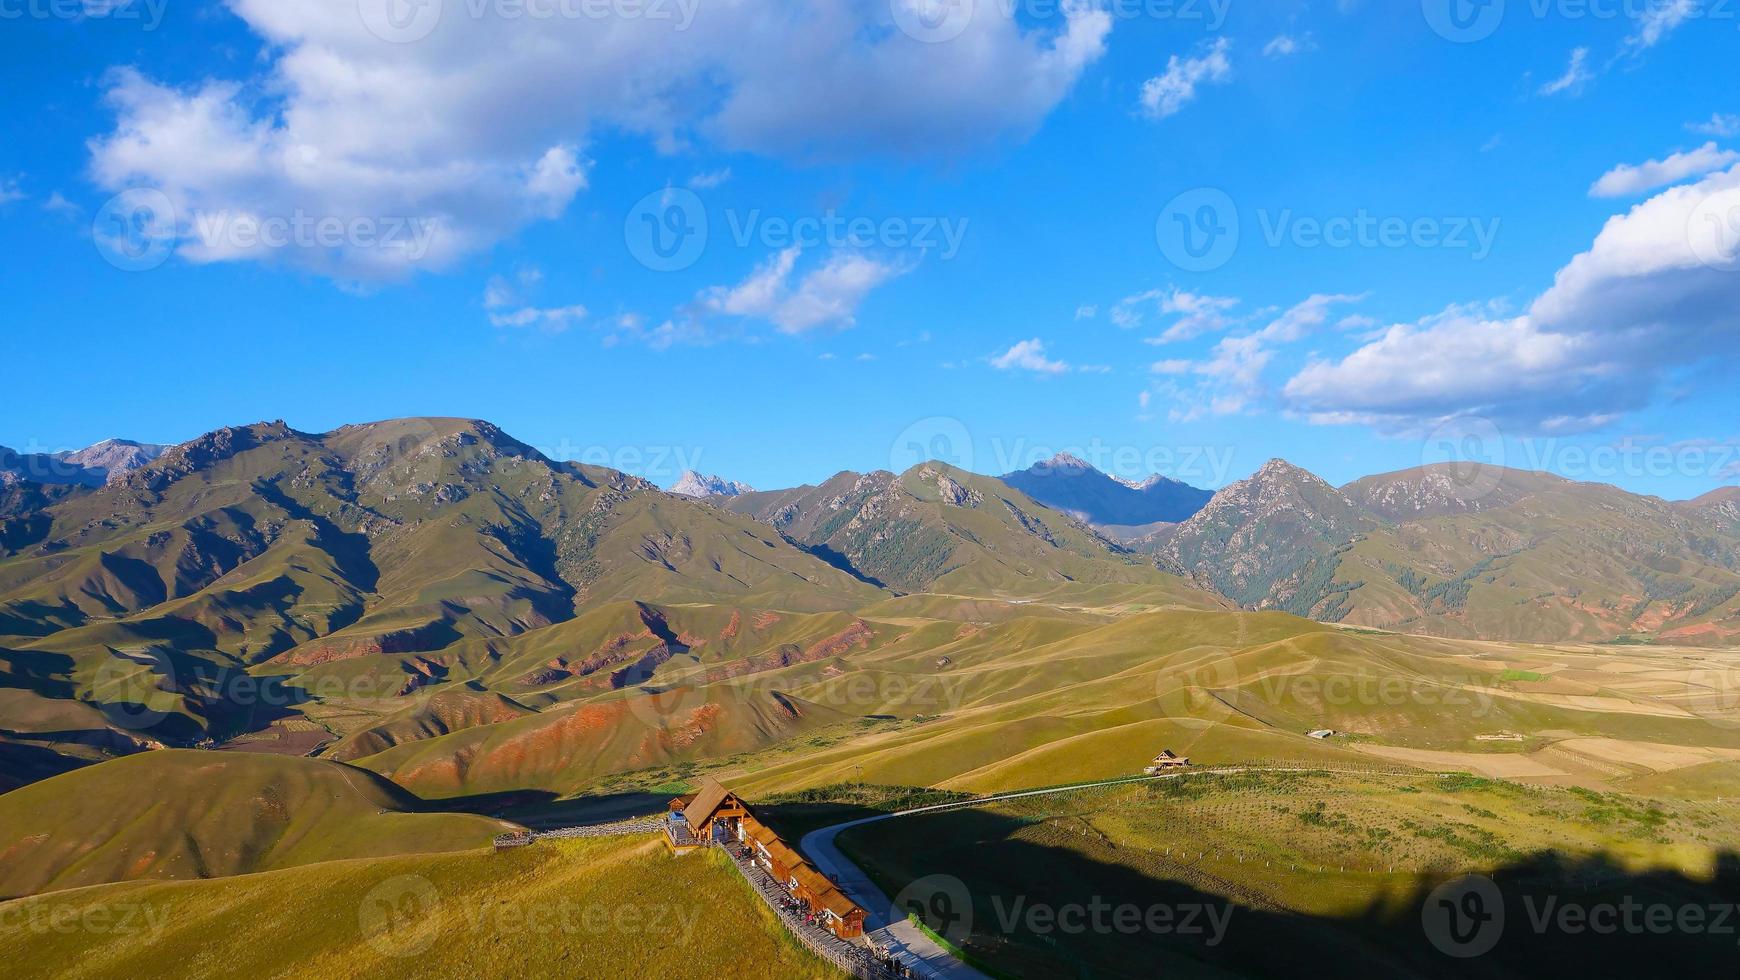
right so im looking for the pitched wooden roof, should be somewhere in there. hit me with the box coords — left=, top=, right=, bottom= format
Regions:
left=681, top=777, right=735, bottom=827
left=792, top=863, right=862, bottom=918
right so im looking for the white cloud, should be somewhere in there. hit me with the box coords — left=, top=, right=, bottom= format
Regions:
left=688, top=168, right=732, bottom=189
left=1537, top=47, right=1592, bottom=97
left=1283, top=165, right=1740, bottom=432
left=1263, top=34, right=1314, bottom=57
left=991, top=338, right=1069, bottom=374
left=635, top=246, right=908, bottom=347
left=1074, top=304, right=1097, bottom=320
left=1257, top=292, right=1368, bottom=342
left=1112, top=287, right=1240, bottom=341
left=1145, top=294, right=1367, bottom=421
left=87, top=1, right=1108, bottom=281
left=1626, top=0, right=1696, bottom=51
left=489, top=304, right=588, bottom=331
left=42, top=192, right=81, bottom=217
left=0, top=175, right=24, bottom=204
left=764, top=251, right=908, bottom=333
left=1139, top=38, right=1232, bottom=120
left=1590, top=142, right=1739, bottom=197
left=1689, top=114, right=1740, bottom=138
left=481, top=267, right=586, bottom=332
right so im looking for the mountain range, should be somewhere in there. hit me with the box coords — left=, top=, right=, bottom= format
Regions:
left=3, top=415, right=1739, bottom=802
left=1135, top=459, right=1740, bottom=644
left=999, top=452, right=1213, bottom=533
left=0, top=439, right=166, bottom=489
left=669, top=471, right=755, bottom=499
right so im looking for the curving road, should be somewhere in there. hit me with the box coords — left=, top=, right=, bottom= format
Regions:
left=799, top=767, right=1438, bottom=979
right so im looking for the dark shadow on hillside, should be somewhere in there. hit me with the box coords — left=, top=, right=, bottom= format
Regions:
left=843, top=806, right=1740, bottom=980
left=0, top=649, right=77, bottom=698
left=803, top=542, right=889, bottom=590
left=485, top=790, right=673, bottom=828
left=0, top=741, right=93, bottom=794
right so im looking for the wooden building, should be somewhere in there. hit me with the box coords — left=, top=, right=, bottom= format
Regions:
left=1144, top=749, right=1191, bottom=774
left=666, top=778, right=867, bottom=939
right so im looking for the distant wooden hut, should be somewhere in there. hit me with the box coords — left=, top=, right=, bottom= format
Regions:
left=1144, top=749, right=1191, bottom=774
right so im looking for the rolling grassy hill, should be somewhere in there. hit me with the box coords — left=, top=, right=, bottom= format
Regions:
left=0, top=835, right=843, bottom=980
left=0, top=751, right=511, bottom=899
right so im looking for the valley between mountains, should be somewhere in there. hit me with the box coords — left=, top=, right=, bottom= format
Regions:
left=4, top=418, right=1740, bottom=977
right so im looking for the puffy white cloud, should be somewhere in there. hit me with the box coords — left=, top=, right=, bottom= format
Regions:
left=1537, top=47, right=1592, bottom=97
left=1689, top=114, right=1740, bottom=138
left=991, top=338, right=1069, bottom=374
left=1283, top=165, right=1740, bottom=432
left=622, top=247, right=908, bottom=347
left=1139, top=38, right=1232, bottom=120
left=88, top=0, right=1109, bottom=280
left=1147, top=294, right=1367, bottom=421
left=1590, top=142, right=1739, bottom=198
left=768, top=251, right=908, bottom=333
left=0, top=175, right=25, bottom=204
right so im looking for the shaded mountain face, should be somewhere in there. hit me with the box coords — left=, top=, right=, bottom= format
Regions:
left=999, top=453, right=1211, bottom=528
left=1140, top=460, right=1740, bottom=644
left=720, top=462, right=1215, bottom=600
left=669, top=471, right=754, bottom=499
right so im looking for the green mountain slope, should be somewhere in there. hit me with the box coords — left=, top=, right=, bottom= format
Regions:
left=1139, top=461, right=1740, bottom=644
left=722, top=461, right=1218, bottom=604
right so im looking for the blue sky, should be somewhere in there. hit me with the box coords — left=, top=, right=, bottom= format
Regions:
left=2, top=0, right=1737, bottom=498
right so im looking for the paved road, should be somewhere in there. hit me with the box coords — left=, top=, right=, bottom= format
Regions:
left=799, top=767, right=1437, bottom=979
left=800, top=774, right=1185, bottom=980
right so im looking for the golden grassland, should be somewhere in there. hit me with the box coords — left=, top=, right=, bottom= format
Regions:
left=836, top=771, right=1740, bottom=978
left=0, top=835, right=844, bottom=980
